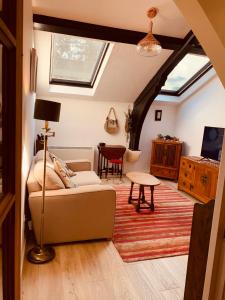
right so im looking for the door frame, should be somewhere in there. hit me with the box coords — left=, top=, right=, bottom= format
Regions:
left=0, top=0, right=23, bottom=299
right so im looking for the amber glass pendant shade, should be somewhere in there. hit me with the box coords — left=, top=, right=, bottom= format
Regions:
left=137, top=7, right=162, bottom=57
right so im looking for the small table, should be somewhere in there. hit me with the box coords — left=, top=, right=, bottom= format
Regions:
left=126, top=172, right=161, bottom=212
left=97, top=145, right=126, bottom=179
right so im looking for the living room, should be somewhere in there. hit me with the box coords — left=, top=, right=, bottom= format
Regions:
left=16, top=0, right=225, bottom=300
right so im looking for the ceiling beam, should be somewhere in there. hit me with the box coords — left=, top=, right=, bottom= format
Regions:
left=129, top=31, right=197, bottom=150
left=33, top=14, right=204, bottom=54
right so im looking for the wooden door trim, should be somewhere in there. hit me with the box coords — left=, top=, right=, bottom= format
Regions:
left=0, top=0, right=23, bottom=299
left=0, top=193, right=15, bottom=225
left=0, top=18, right=16, bottom=48
left=15, top=0, right=23, bottom=298
left=2, top=204, right=15, bottom=300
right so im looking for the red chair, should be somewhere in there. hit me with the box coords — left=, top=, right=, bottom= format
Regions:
left=109, top=158, right=124, bottom=178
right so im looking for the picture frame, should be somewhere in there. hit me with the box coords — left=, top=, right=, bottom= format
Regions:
left=155, top=110, right=162, bottom=121
left=30, top=48, right=38, bottom=92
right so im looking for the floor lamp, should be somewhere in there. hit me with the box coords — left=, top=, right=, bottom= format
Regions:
left=27, top=99, right=61, bottom=264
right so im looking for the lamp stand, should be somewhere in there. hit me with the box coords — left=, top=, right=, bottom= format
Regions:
left=27, top=121, right=55, bottom=264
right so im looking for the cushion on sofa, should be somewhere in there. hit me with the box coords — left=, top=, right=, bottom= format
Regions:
left=35, top=150, right=53, bottom=164
left=65, top=160, right=91, bottom=172
left=54, top=159, right=74, bottom=188
left=27, top=161, right=42, bottom=193
left=50, top=153, right=76, bottom=176
left=34, top=160, right=65, bottom=190
left=70, top=171, right=101, bottom=187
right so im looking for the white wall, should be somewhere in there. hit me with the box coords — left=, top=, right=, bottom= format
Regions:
left=175, top=75, right=225, bottom=156
left=35, top=98, right=130, bottom=147
left=135, top=102, right=177, bottom=172
left=35, top=97, right=177, bottom=173
left=22, top=0, right=35, bottom=258
left=34, top=72, right=225, bottom=174
left=35, top=97, right=132, bottom=171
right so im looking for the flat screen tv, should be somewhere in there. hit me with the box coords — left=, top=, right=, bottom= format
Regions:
left=201, top=126, right=224, bottom=161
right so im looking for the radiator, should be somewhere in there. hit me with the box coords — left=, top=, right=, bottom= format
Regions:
left=48, top=146, right=95, bottom=170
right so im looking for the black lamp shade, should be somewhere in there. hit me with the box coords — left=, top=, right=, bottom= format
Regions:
left=34, top=99, right=61, bottom=122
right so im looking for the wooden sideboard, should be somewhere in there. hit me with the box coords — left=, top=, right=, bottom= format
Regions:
left=150, top=139, right=183, bottom=180
left=178, top=156, right=219, bottom=203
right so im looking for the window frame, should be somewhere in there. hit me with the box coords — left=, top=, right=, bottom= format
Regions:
left=160, top=59, right=212, bottom=96
left=49, top=34, right=109, bottom=88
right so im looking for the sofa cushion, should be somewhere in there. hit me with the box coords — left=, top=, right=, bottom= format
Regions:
left=27, top=160, right=42, bottom=193
left=65, top=160, right=91, bottom=172
left=50, top=153, right=76, bottom=176
left=34, top=161, right=65, bottom=190
left=35, top=150, right=53, bottom=164
left=70, top=171, right=101, bottom=187
left=54, top=159, right=74, bottom=188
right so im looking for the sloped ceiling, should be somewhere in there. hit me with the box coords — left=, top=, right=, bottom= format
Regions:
left=34, top=30, right=173, bottom=102
left=33, top=0, right=191, bottom=102
left=32, top=0, right=190, bottom=38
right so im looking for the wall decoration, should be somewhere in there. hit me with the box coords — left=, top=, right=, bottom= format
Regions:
left=104, top=107, right=119, bottom=134
left=30, top=48, right=38, bottom=92
left=125, top=106, right=133, bottom=142
left=155, top=109, right=162, bottom=121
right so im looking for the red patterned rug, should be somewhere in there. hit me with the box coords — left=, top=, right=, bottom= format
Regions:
left=112, top=184, right=194, bottom=262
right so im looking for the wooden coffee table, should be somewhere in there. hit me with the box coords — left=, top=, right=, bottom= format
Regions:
left=126, top=172, right=161, bottom=212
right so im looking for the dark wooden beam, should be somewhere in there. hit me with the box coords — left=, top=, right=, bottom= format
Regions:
left=33, top=14, right=204, bottom=54
left=129, top=31, right=197, bottom=150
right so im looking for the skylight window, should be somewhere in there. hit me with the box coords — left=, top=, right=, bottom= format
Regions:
left=50, top=33, right=109, bottom=88
left=161, top=53, right=211, bottom=96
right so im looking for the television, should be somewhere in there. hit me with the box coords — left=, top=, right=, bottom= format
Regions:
left=201, top=126, right=224, bottom=161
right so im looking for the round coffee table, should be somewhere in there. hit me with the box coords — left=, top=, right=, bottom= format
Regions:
left=126, top=172, right=161, bottom=212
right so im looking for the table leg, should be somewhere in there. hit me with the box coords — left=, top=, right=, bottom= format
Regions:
left=136, top=185, right=142, bottom=212
left=141, top=185, right=145, bottom=203
left=128, top=182, right=134, bottom=204
left=97, top=150, right=100, bottom=176
left=99, top=154, right=103, bottom=178
left=106, top=159, right=109, bottom=179
left=150, top=185, right=155, bottom=211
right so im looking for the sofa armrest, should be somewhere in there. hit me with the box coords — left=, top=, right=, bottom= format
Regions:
left=65, top=159, right=91, bottom=171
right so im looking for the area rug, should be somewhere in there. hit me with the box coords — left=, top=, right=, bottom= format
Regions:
left=112, top=184, right=194, bottom=262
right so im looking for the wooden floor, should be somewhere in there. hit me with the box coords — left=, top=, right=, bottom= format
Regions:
left=22, top=177, right=192, bottom=300
left=22, top=241, right=188, bottom=300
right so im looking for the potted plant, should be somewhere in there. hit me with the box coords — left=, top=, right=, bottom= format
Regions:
left=126, top=148, right=142, bottom=162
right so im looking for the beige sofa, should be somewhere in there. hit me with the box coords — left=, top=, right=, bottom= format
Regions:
left=27, top=151, right=116, bottom=244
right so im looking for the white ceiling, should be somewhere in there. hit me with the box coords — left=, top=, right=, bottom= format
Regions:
left=33, top=0, right=193, bottom=103
left=32, top=0, right=190, bottom=38
left=34, top=30, right=173, bottom=102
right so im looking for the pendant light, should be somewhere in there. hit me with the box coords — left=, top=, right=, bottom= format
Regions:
left=137, top=7, right=162, bottom=57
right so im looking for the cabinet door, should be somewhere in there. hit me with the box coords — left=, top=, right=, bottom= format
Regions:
left=164, top=144, right=177, bottom=167
left=179, top=159, right=195, bottom=182
left=152, top=143, right=165, bottom=165
left=194, top=166, right=216, bottom=202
